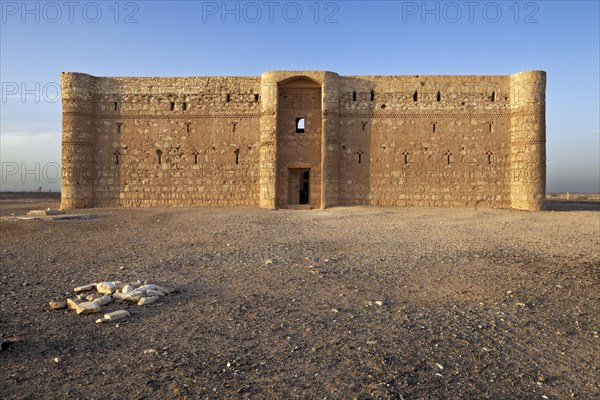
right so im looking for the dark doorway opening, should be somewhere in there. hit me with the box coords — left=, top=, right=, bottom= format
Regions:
left=288, top=168, right=310, bottom=206
left=299, top=169, right=310, bottom=205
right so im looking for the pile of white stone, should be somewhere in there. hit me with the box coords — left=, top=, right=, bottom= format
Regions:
left=49, top=280, right=175, bottom=324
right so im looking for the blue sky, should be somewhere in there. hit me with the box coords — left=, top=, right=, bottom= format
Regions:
left=1, top=0, right=598, bottom=192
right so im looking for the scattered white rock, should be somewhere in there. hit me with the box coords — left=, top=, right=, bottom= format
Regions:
left=124, top=293, right=144, bottom=302
left=96, top=294, right=112, bottom=306
left=143, top=348, right=157, bottom=355
left=138, top=284, right=158, bottom=294
left=96, top=282, right=118, bottom=294
left=49, top=300, right=66, bottom=310
left=96, top=310, right=131, bottom=324
left=76, top=301, right=101, bottom=315
left=52, top=357, right=61, bottom=363
left=130, top=280, right=143, bottom=288
left=265, top=259, right=273, bottom=265
left=138, top=296, right=158, bottom=306
left=66, top=298, right=79, bottom=310
left=104, top=310, right=130, bottom=321
left=74, top=284, right=95, bottom=293
left=436, top=363, right=444, bottom=370
left=121, top=284, right=134, bottom=294
left=60, top=280, right=176, bottom=322
left=374, top=300, right=383, bottom=306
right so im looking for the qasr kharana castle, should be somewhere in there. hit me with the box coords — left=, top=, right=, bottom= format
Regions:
left=61, top=70, right=546, bottom=210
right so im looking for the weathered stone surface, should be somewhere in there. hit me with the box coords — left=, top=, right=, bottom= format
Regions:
left=66, top=298, right=79, bottom=310
left=104, top=310, right=130, bottom=321
left=96, top=282, right=118, bottom=294
left=61, top=71, right=546, bottom=211
left=85, top=294, right=102, bottom=301
left=146, top=289, right=165, bottom=297
left=124, top=293, right=144, bottom=302
left=96, top=294, right=112, bottom=306
left=138, top=296, right=158, bottom=306
left=76, top=301, right=100, bottom=315
left=137, top=284, right=158, bottom=294
left=121, top=284, right=134, bottom=294
left=74, top=284, right=95, bottom=293
left=49, top=300, right=67, bottom=310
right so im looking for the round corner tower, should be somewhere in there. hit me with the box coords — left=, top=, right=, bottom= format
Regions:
left=509, top=70, right=547, bottom=210
left=60, top=72, right=97, bottom=209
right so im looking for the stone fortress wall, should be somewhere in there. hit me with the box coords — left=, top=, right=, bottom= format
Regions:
left=61, top=70, right=546, bottom=210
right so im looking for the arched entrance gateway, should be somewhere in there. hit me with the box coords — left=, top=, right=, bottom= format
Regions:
left=276, top=77, right=322, bottom=209
left=259, top=71, right=341, bottom=210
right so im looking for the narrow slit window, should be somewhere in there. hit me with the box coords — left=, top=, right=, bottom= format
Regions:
left=116, top=122, right=122, bottom=134
left=232, top=122, right=237, bottom=132
left=295, top=117, right=305, bottom=133
left=491, top=91, right=496, bottom=102
left=156, top=149, right=163, bottom=164
left=436, top=91, right=441, bottom=102
left=445, top=151, right=452, bottom=165
left=170, top=101, right=175, bottom=111
left=413, top=90, right=418, bottom=102
left=234, top=149, right=240, bottom=165
left=226, top=94, right=231, bottom=103
left=370, top=90, right=375, bottom=101
left=486, top=151, right=493, bottom=164
left=352, top=91, right=357, bottom=101
left=357, top=150, right=364, bottom=164
left=403, top=151, right=409, bottom=165
left=362, top=121, right=368, bottom=132
left=488, top=122, right=493, bottom=132
left=193, top=151, right=199, bottom=165
left=186, top=123, right=191, bottom=134
left=114, top=150, right=120, bottom=165
left=254, top=94, right=259, bottom=102
left=182, top=101, right=187, bottom=111
left=432, top=122, right=437, bottom=133
left=114, top=102, right=119, bottom=111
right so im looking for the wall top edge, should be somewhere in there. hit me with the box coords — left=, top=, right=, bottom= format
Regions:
left=61, top=70, right=545, bottom=80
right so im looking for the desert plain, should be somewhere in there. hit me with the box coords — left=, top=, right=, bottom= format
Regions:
left=0, top=193, right=598, bottom=399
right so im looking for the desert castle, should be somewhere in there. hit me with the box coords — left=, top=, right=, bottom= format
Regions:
left=61, top=70, right=546, bottom=210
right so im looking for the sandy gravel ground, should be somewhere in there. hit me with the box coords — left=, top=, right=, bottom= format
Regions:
left=0, top=195, right=598, bottom=399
